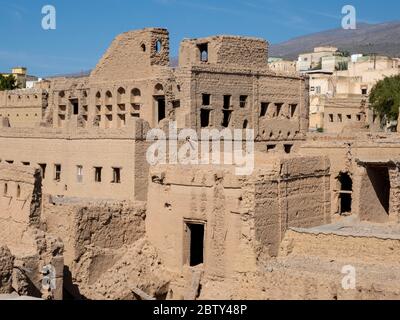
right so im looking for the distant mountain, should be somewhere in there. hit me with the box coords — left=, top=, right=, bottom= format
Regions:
left=269, top=22, right=400, bottom=60
left=46, top=70, right=92, bottom=79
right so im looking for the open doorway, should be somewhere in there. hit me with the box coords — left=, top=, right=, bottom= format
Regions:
left=367, top=166, right=390, bottom=215
left=338, top=172, right=352, bottom=215
left=184, top=221, right=205, bottom=267
left=70, top=99, right=79, bottom=115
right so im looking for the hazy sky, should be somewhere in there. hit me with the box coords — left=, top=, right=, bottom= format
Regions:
left=0, top=0, right=399, bottom=76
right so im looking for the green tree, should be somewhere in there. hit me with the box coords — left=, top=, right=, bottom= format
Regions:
left=0, top=74, right=18, bottom=91
left=369, top=75, right=400, bottom=121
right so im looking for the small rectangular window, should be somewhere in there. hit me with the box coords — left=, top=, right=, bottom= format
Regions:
left=329, top=114, right=334, bottom=123
left=6, top=160, right=14, bottom=164
left=112, top=167, right=121, bottom=184
left=22, top=161, right=30, bottom=166
left=356, top=114, right=362, bottom=121
left=260, top=103, right=269, bottom=117
left=202, top=94, right=211, bottom=106
left=77, top=165, right=83, bottom=183
left=39, top=163, right=47, bottom=179
left=172, top=100, right=180, bottom=108
left=267, top=144, right=276, bottom=152
left=239, top=95, right=248, bottom=108
left=284, top=144, right=293, bottom=154
left=94, top=167, right=102, bottom=183
left=338, top=114, right=343, bottom=122
left=223, top=95, right=231, bottom=109
left=347, top=115, right=352, bottom=120
left=54, top=164, right=61, bottom=182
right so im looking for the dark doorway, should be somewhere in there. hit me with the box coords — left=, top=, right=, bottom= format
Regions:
left=187, top=223, right=204, bottom=267
left=200, top=109, right=211, bottom=128
left=156, top=96, right=166, bottom=123
left=338, top=172, right=352, bottom=214
left=70, top=99, right=79, bottom=115
left=367, top=166, right=390, bottom=214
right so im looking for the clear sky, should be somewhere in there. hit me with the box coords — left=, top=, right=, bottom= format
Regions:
left=0, top=0, right=399, bottom=77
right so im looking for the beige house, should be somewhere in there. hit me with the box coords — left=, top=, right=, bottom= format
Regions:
left=305, top=53, right=400, bottom=132
left=297, top=46, right=339, bottom=72
left=0, top=67, right=38, bottom=89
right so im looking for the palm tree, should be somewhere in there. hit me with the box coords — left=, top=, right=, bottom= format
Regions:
left=0, top=74, right=18, bottom=91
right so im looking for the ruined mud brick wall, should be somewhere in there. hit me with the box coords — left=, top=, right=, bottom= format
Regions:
left=0, top=164, right=64, bottom=299
left=0, top=165, right=42, bottom=252
left=300, top=136, right=400, bottom=222
left=0, top=89, right=47, bottom=128
left=146, top=154, right=330, bottom=280
left=253, top=155, right=331, bottom=258
left=179, top=36, right=268, bottom=68
left=0, top=246, right=14, bottom=294
left=42, top=197, right=146, bottom=295
left=198, top=229, right=400, bottom=300
left=176, top=35, right=308, bottom=136
left=0, top=118, right=150, bottom=201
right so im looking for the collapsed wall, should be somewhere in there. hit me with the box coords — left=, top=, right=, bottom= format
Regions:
left=42, top=197, right=147, bottom=298
left=0, top=164, right=64, bottom=299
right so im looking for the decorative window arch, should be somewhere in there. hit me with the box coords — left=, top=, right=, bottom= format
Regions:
left=131, top=88, right=141, bottom=104
left=154, top=83, right=164, bottom=95
left=105, top=91, right=113, bottom=105
left=117, top=87, right=126, bottom=104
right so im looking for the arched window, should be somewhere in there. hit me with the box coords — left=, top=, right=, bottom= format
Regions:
left=105, top=91, right=112, bottom=105
left=131, top=88, right=141, bottom=104
left=117, top=87, right=126, bottom=104
left=95, top=91, right=101, bottom=105
left=155, top=40, right=162, bottom=53
left=154, top=84, right=164, bottom=95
